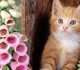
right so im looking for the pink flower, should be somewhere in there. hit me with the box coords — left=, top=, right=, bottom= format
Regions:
left=0, top=25, right=9, bottom=37
left=0, top=39, right=10, bottom=53
left=14, top=43, right=27, bottom=55
left=6, top=34, right=20, bottom=47
left=13, top=52, right=29, bottom=65
left=10, top=62, right=28, bottom=70
left=5, top=18, right=15, bottom=26
left=15, top=32, right=28, bottom=42
left=0, top=52, right=12, bottom=65
left=0, top=65, right=3, bottom=70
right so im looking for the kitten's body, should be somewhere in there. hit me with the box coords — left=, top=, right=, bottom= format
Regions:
left=40, top=0, right=80, bottom=70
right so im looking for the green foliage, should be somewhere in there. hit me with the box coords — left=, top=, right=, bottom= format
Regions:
left=8, top=47, right=14, bottom=55
left=2, top=65, right=10, bottom=70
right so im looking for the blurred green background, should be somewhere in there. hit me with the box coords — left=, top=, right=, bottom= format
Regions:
left=15, top=0, right=22, bottom=32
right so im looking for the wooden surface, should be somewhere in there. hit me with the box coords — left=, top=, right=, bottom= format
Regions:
left=24, top=0, right=53, bottom=54
left=22, top=0, right=26, bottom=35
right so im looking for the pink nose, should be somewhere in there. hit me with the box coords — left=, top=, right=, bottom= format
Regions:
left=63, top=26, right=68, bottom=30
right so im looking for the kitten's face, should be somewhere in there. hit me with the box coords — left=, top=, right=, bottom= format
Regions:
left=50, top=0, right=80, bottom=34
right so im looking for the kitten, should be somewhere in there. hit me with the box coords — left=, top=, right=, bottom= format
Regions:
left=40, top=0, right=80, bottom=70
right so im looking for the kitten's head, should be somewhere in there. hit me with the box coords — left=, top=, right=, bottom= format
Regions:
left=50, top=0, right=80, bottom=34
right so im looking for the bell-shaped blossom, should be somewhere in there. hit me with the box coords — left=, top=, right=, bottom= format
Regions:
left=1, top=10, right=10, bottom=19
left=7, top=0, right=15, bottom=5
left=0, top=25, right=9, bottom=37
left=13, top=52, right=29, bottom=65
left=0, top=39, right=10, bottom=53
left=15, top=32, right=28, bottom=42
left=5, top=18, right=15, bottom=26
left=14, top=43, right=27, bottom=55
left=5, top=34, right=20, bottom=47
left=0, top=0, right=8, bottom=8
left=0, top=52, right=12, bottom=65
left=10, top=62, right=28, bottom=70
left=9, top=9, right=21, bottom=18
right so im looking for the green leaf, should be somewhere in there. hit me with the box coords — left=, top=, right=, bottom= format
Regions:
left=77, top=68, right=80, bottom=70
left=6, top=66, right=10, bottom=70
left=8, top=47, right=14, bottom=55
left=6, top=6, right=11, bottom=11
left=1, top=19, right=5, bottom=24
left=16, top=18, right=22, bottom=32
left=2, top=65, right=10, bottom=70
left=9, top=26, right=19, bottom=34
left=0, top=8, right=2, bottom=12
left=9, top=26, right=14, bottom=33
left=77, top=64, right=80, bottom=68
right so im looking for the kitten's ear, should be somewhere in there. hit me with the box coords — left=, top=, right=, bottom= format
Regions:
left=51, top=0, right=62, bottom=15
left=76, top=5, right=80, bottom=16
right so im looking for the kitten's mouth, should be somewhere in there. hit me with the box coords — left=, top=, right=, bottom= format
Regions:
left=63, top=30, right=68, bottom=33
left=62, top=30, right=71, bottom=34
left=63, top=30, right=67, bottom=32
left=57, top=29, right=71, bottom=34
left=62, top=30, right=68, bottom=32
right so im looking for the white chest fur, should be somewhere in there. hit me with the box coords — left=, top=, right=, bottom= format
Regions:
left=53, top=32, right=80, bottom=70
left=53, top=32, right=80, bottom=52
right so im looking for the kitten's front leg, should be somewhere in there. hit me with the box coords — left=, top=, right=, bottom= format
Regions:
left=40, top=46, right=58, bottom=70
left=40, top=58, right=56, bottom=70
left=40, top=37, right=59, bottom=70
left=62, top=63, right=76, bottom=70
left=40, top=47, right=58, bottom=70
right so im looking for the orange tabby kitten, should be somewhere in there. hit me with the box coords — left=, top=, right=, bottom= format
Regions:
left=40, top=0, right=80, bottom=70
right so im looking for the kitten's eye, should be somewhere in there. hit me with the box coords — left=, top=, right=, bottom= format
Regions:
left=70, top=20, right=76, bottom=25
left=58, top=18, right=63, bottom=24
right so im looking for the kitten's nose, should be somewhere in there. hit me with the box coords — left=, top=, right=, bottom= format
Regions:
left=63, top=26, right=68, bottom=30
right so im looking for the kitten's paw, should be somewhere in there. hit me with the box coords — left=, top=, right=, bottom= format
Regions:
left=63, top=69, right=69, bottom=70
left=62, top=68, right=71, bottom=70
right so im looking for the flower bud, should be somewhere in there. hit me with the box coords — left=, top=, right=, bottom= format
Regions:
left=7, top=0, right=15, bottom=5
left=9, top=9, right=21, bottom=18
left=1, top=10, right=10, bottom=19
left=0, top=0, right=8, bottom=8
